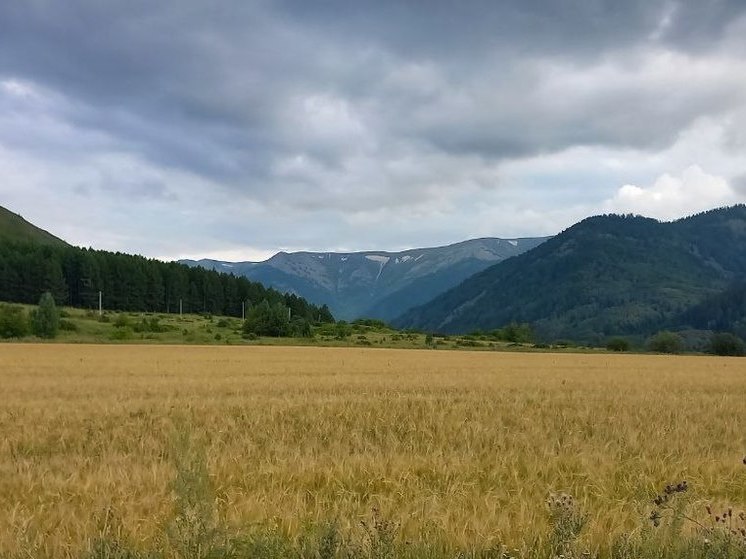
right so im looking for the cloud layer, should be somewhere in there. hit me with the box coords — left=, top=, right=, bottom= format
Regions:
left=1, top=1, right=746, bottom=259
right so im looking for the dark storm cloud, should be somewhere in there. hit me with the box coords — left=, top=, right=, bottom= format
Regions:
left=1, top=1, right=745, bottom=257
left=3, top=1, right=744, bottom=176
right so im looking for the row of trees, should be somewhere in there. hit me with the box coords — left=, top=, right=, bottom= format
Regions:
left=0, top=241, right=334, bottom=324
left=606, top=330, right=746, bottom=356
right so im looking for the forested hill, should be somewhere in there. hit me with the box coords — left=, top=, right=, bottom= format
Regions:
left=0, top=205, right=334, bottom=322
left=394, top=205, right=746, bottom=343
left=0, top=240, right=334, bottom=322
left=0, top=206, right=67, bottom=246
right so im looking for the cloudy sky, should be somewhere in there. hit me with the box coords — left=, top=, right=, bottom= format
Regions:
left=2, top=1, right=746, bottom=261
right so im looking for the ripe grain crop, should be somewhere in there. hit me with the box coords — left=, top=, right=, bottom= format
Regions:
left=0, top=344, right=744, bottom=557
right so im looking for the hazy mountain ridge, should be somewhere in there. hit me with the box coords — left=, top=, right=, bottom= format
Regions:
left=394, top=205, right=746, bottom=342
left=181, top=237, right=548, bottom=320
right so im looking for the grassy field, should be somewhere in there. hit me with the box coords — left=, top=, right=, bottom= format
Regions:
left=1, top=345, right=744, bottom=558
left=4, top=304, right=586, bottom=352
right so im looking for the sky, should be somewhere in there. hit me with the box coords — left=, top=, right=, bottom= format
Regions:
left=2, top=0, right=746, bottom=262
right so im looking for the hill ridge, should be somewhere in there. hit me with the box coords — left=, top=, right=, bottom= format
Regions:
left=394, top=205, right=746, bottom=343
left=0, top=206, right=67, bottom=246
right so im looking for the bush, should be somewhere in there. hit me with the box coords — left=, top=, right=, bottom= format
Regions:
left=242, top=301, right=291, bottom=337
left=353, top=318, right=388, bottom=330
left=494, top=322, right=534, bottom=343
left=133, top=317, right=167, bottom=333
left=290, top=317, right=312, bottom=338
left=0, top=304, right=29, bottom=338
left=708, top=332, right=746, bottom=356
left=606, top=337, right=630, bottom=352
left=647, top=331, right=682, bottom=354
left=110, top=327, right=132, bottom=340
left=32, top=292, right=59, bottom=338
left=113, top=314, right=130, bottom=328
left=59, top=319, right=78, bottom=332
left=334, top=321, right=352, bottom=339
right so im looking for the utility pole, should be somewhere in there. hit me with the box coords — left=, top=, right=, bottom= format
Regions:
left=241, top=300, right=245, bottom=320
left=179, top=299, right=183, bottom=318
left=98, top=291, right=103, bottom=317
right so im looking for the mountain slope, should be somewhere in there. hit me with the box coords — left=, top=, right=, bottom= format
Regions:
left=0, top=206, right=67, bottom=246
left=182, top=237, right=548, bottom=321
left=394, top=206, right=746, bottom=342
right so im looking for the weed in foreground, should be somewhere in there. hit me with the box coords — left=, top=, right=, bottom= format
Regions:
left=544, top=492, right=589, bottom=559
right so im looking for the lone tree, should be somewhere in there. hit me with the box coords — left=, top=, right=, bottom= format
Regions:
left=32, top=292, right=60, bottom=338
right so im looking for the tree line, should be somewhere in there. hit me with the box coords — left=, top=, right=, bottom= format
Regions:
left=0, top=241, right=335, bottom=323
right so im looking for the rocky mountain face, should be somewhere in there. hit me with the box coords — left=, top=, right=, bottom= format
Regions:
left=181, top=237, right=548, bottom=321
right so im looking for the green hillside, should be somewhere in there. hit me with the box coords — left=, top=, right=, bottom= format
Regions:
left=394, top=205, right=746, bottom=343
left=0, top=206, right=67, bottom=246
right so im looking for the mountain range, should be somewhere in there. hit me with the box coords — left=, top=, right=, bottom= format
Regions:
left=394, top=205, right=746, bottom=343
left=5, top=202, right=746, bottom=346
left=181, top=237, right=548, bottom=321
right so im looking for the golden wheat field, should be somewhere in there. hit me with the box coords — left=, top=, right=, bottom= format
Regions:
left=1, top=344, right=745, bottom=557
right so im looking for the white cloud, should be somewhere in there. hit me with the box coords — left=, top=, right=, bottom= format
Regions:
left=603, top=165, right=741, bottom=221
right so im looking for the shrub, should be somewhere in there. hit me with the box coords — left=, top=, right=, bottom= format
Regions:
left=494, top=322, right=534, bottom=343
left=243, top=301, right=291, bottom=337
left=291, top=317, right=312, bottom=338
left=334, top=321, right=352, bottom=339
left=353, top=318, right=388, bottom=330
left=607, top=337, right=630, bottom=352
left=708, top=332, right=746, bottom=356
left=648, top=331, right=682, bottom=354
left=110, top=327, right=132, bottom=341
left=114, top=314, right=131, bottom=328
left=59, top=319, right=78, bottom=332
left=0, top=304, right=29, bottom=338
left=133, top=317, right=167, bottom=333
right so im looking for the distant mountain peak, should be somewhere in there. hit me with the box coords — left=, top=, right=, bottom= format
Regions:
left=181, top=236, right=549, bottom=321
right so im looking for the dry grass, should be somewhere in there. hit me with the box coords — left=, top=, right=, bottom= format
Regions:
left=0, top=344, right=744, bottom=557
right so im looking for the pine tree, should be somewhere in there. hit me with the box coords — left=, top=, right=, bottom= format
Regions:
left=32, top=291, right=59, bottom=338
